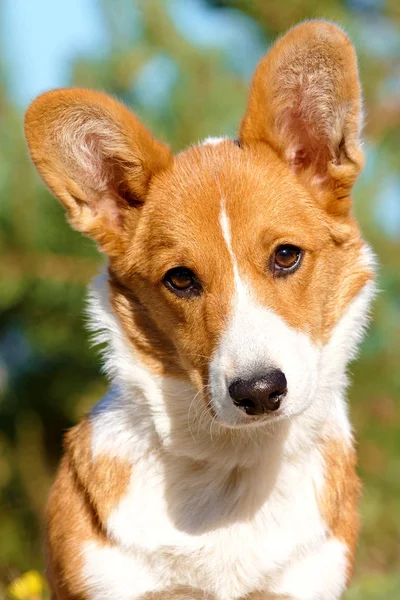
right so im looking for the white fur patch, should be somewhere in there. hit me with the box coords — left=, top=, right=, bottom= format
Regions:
left=83, top=541, right=159, bottom=600
left=211, top=202, right=319, bottom=427
left=105, top=446, right=330, bottom=600
left=219, top=199, right=235, bottom=260
left=201, top=136, right=227, bottom=146
left=317, top=271, right=376, bottom=445
left=272, top=537, right=349, bottom=599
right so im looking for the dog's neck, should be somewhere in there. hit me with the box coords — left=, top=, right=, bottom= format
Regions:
left=91, top=373, right=339, bottom=530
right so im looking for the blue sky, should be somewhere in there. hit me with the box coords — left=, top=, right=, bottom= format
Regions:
left=2, top=0, right=109, bottom=106
left=1, top=0, right=265, bottom=107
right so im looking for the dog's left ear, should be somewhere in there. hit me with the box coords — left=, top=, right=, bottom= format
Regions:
left=240, top=21, right=364, bottom=214
left=25, top=88, right=172, bottom=257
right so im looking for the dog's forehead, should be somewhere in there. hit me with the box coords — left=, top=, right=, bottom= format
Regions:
left=145, top=139, right=326, bottom=245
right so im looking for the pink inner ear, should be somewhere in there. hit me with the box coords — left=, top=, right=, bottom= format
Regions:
left=282, top=110, right=335, bottom=180
left=289, top=146, right=310, bottom=170
left=97, top=193, right=127, bottom=229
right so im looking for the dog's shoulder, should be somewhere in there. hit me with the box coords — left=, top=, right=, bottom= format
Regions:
left=64, top=418, right=133, bottom=525
left=319, top=437, right=361, bottom=583
left=46, top=418, right=134, bottom=598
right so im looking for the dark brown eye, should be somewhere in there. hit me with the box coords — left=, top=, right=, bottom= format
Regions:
left=272, top=245, right=302, bottom=275
left=163, top=267, right=202, bottom=298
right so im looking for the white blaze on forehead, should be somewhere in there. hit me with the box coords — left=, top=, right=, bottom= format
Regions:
left=219, top=200, right=235, bottom=261
left=219, top=198, right=242, bottom=293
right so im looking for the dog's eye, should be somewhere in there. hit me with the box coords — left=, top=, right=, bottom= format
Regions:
left=163, top=267, right=202, bottom=298
left=272, top=245, right=302, bottom=275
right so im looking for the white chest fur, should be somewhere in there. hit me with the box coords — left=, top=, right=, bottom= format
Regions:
left=81, top=428, right=347, bottom=600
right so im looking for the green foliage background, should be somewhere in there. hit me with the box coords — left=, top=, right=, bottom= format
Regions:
left=0, top=0, right=399, bottom=597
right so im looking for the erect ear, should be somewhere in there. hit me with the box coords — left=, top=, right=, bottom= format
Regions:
left=240, top=21, right=364, bottom=214
left=25, top=88, right=172, bottom=255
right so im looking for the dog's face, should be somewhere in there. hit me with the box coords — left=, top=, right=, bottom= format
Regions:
left=126, top=142, right=369, bottom=428
left=25, top=22, right=373, bottom=428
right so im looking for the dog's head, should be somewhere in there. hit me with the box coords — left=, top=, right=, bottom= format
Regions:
left=25, top=21, right=374, bottom=429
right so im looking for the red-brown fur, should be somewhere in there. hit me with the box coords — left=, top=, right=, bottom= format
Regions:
left=46, top=421, right=132, bottom=598
left=320, top=440, right=362, bottom=583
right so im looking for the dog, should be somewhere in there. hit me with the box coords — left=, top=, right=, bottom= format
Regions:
left=25, top=20, right=375, bottom=600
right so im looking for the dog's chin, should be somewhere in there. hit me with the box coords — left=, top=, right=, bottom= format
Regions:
left=208, top=397, right=313, bottom=430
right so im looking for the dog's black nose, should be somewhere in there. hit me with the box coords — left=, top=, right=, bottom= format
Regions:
left=228, top=370, right=287, bottom=416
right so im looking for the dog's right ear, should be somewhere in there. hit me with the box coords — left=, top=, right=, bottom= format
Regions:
left=239, top=21, right=364, bottom=215
left=25, top=88, right=172, bottom=256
